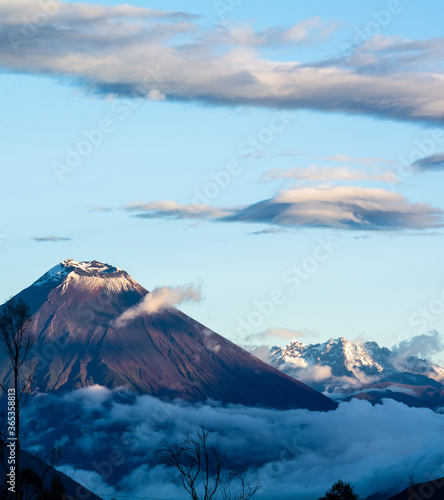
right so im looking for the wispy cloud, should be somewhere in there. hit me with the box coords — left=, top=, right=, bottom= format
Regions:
left=32, top=235, right=72, bottom=242
left=321, top=154, right=399, bottom=168
left=261, top=165, right=400, bottom=184
left=338, top=36, right=444, bottom=74
left=0, top=2, right=444, bottom=124
left=124, top=186, right=443, bottom=231
left=244, top=327, right=316, bottom=345
left=249, top=227, right=287, bottom=236
left=123, top=201, right=229, bottom=220
left=87, top=205, right=113, bottom=212
left=411, top=153, right=444, bottom=172
left=201, top=16, right=338, bottom=48
left=0, top=1, right=199, bottom=24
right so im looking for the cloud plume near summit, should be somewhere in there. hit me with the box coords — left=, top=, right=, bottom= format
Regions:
left=1, top=1, right=444, bottom=124
left=114, top=284, right=202, bottom=327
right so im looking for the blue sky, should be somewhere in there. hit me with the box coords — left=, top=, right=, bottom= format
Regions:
left=1, top=0, right=444, bottom=354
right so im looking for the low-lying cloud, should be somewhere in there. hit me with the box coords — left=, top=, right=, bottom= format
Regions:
left=114, top=284, right=202, bottom=327
left=19, top=387, right=444, bottom=500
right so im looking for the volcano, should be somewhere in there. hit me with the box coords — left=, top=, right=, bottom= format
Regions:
left=0, top=259, right=336, bottom=411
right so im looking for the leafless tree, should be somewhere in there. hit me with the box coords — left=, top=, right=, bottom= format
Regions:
left=221, top=472, right=261, bottom=500
left=156, top=425, right=260, bottom=500
left=0, top=298, right=35, bottom=500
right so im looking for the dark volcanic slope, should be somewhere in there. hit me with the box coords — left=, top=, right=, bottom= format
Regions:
left=0, top=450, right=103, bottom=500
left=0, top=259, right=337, bottom=411
left=388, top=477, right=444, bottom=500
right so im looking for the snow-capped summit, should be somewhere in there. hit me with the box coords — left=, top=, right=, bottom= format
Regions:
left=34, top=259, right=123, bottom=284
left=268, top=336, right=388, bottom=379
left=62, top=258, right=122, bottom=273
left=33, top=259, right=141, bottom=295
left=33, top=261, right=72, bottom=286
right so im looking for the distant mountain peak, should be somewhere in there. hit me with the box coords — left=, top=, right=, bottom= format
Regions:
left=268, top=337, right=387, bottom=378
left=328, top=336, right=343, bottom=343
left=251, top=336, right=444, bottom=410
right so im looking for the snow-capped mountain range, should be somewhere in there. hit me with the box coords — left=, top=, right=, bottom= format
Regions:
left=4, top=258, right=444, bottom=411
left=250, top=337, right=444, bottom=409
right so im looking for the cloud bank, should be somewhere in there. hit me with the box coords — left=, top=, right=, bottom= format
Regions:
left=20, top=387, right=444, bottom=500
left=0, top=2, right=444, bottom=124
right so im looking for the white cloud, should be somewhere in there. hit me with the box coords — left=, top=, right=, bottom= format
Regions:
left=202, top=17, right=338, bottom=48
left=147, top=89, right=166, bottom=101
left=123, top=201, right=229, bottom=220
left=0, top=0, right=197, bottom=23
left=296, top=364, right=333, bottom=383
left=262, top=165, right=401, bottom=184
left=114, top=284, right=202, bottom=327
left=0, top=2, right=443, bottom=124
left=342, top=35, right=444, bottom=73
left=322, top=154, right=398, bottom=167
left=244, top=328, right=316, bottom=345
left=391, top=331, right=444, bottom=375
left=125, top=186, right=444, bottom=231
left=279, top=17, right=336, bottom=44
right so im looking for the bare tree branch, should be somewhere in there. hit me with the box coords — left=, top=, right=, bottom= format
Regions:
left=156, top=424, right=260, bottom=500
left=0, top=298, right=35, bottom=500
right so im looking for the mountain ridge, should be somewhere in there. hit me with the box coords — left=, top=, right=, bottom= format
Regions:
left=250, top=336, right=444, bottom=409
